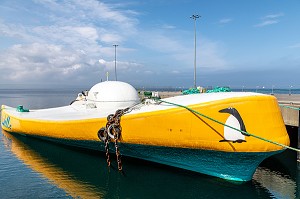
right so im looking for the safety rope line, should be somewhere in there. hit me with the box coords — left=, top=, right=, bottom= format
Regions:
left=156, top=98, right=300, bottom=152
left=279, top=104, right=300, bottom=110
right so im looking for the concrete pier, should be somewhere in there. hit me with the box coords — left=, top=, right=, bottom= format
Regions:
left=276, top=94, right=300, bottom=127
left=275, top=94, right=300, bottom=162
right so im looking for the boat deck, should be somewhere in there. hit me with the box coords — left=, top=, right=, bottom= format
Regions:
left=3, top=92, right=265, bottom=121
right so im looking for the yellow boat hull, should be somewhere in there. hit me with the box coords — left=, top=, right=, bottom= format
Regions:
left=1, top=94, right=289, bottom=181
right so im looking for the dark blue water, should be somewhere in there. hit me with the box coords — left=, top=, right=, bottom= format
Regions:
left=0, top=89, right=299, bottom=198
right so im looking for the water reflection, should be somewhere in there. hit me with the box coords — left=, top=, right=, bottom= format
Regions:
left=2, top=131, right=103, bottom=198
left=2, top=130, right=298, bottom=199
left=253, top=167, right=296, bottom=198
left=253, top=150, right=299, bottom=199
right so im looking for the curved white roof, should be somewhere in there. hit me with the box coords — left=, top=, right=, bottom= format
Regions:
left=87, top=81, right=139, bottom=102
left=86, top=81, right=140, bottom=109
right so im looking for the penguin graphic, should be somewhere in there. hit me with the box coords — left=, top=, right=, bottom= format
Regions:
left=219, top=107, right=249, bottom=143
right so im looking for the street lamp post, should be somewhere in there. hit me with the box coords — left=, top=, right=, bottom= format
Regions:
left=113, top=44, right=118, bottom=81
left=289, top=85, right=293, bottom=95
left=190, top=14, right=200, bottom=88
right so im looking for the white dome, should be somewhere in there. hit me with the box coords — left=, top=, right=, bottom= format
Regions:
left=87, top=81, right=140, bottom=109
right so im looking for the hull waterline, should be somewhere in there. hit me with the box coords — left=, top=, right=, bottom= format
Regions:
left=7, top=132, right=283, bottom=181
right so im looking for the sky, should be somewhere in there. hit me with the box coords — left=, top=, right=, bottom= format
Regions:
left=0, top=0, right=300, bottom=89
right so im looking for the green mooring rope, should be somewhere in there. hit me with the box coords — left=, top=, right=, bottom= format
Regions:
left=156, top=98, right=300, bottom=152
left=279, top=104, right=300, bottom=110
left=182, top=88, right=200, bottom=95
left=206, top=86, right=231, bottom=93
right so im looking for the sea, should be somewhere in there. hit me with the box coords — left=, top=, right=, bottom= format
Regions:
left=0, top=88, right=299, bottom=199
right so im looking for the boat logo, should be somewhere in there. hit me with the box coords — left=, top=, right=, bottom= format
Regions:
left=2, top=116, right=12, bottom=129
left=219, top=107, right=249, bottom=143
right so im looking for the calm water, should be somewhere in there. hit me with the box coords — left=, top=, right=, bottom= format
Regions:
left=0, top=89, right=299, bottom=199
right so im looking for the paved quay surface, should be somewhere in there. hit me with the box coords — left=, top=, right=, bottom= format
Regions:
left=274, top=94, right=300, bottom=106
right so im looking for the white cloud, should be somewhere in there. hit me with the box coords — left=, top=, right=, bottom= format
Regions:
left=98, top=58, right=142, bottom=71
left=218, top=18, right=232, bottom=24
left=198, top=39, right=227, bottom=69
left=140, top=32, right=184, bottom=53
left=0, top=21, right=39, bottom=42
left=255, top=20, right=278, bottom=27
left=144, top=70, right=154, bottom=74
left=98, top=59, right=106, bottom=64
left=171, top=70, right=180, bottom=74
left=136, top=29, right=227, bottom=72
left=35, top=0, right=139, bottom=35
left=73, top=27, right=99, bottom=40
left=0, top=41, right=143, bottom=83
left=1, top=0, right=139, bottom=44
left=99, top=32, right=123, bottom=43
left=0, top=0, right=229, bottom=86
left=0, top=0, right=142, bottom=84
left=161, top=24, right=176, bottom=29
left=263, top=13, right=284, bottom=19
left=288, top=43, right=300, bottom=49
left=255, top=13, right=284, bottom=27
left=0, top=43, right=86, bottom=80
